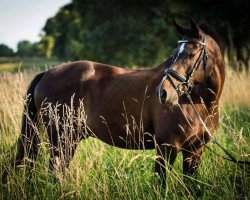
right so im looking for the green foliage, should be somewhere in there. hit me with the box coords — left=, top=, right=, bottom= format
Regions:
left=37, top=36, right=55, bottom=58
left=16, top=40, right=38, bottom=57
left=0, top=44, right=14, bottom=57
left=42, top=3, right=83, bottom=60
left=38, top=0, right=249, bottom=68
left=41, top=1, right=179, bottom=66
left=170, top=0, right=250, bottom=70
left=8, top=1, right=249, bottom=68
left=16, top=39, right=55, bottom=59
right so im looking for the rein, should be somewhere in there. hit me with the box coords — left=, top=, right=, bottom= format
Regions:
left=162, top=34, right=250, bottom=171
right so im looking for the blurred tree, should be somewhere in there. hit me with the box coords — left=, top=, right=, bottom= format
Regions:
left=169, top=0, right=250, bottom=70
left=16, top=40, right=33, bottom=56
left=40, top=0, right=249, bottom=69
left=36, top=36, right=55, bottom=58
left=42, top=0, right=177, bottom=66
left=0, top=44, right=14, bottom=57
left=73, top=0, right=176, bottom=66
left=43, top=3, right=84, bottom=60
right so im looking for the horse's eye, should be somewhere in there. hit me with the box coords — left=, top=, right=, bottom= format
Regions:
left=188, top=53, right=195, bottom=59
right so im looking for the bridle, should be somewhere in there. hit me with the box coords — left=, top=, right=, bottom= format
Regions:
left=162, top=34, right=208, bottom=95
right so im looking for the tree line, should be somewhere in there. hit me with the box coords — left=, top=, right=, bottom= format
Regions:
left=0, top=40, right=51, bottom=58
left=1, top=0, right=249, bottom=69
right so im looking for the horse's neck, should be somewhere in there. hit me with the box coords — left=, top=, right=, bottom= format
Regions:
left=214, top=59, right=225, bottom=99
left=151, top=59, right=171, bottom=77
left=203, top=60, right=225, bottom=108
left=155, top=59, right=169, bottom=69
left=146, top=60, right=169, bottom=87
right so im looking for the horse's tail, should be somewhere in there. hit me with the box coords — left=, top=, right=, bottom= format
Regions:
left=15, top=72, right=45, bottom=166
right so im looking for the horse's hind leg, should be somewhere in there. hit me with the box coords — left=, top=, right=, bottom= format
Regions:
left=15, top=101, right=40, bottom=170
left=2, top=74, right=44, bottom=184
left=15, top=128, right=40, bottom=168
left=14, top=72, right=45, bottom=168
left=49, top=141, right=78, bottom=173
left=2, top=126, right=39, bottom=183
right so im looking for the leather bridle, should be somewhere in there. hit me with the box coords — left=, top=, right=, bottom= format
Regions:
left=163, top=34, right=208, bottom=95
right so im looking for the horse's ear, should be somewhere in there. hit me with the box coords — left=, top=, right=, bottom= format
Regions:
left=173, top=19, right=188, bottom=36
left=190, top=18, right=200, bottom=38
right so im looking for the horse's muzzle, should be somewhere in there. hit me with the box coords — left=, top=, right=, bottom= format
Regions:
left=157, top=87, right=178, bottom=106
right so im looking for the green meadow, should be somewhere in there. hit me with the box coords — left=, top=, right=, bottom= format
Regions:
left=0, top=60, right=249, bottom=199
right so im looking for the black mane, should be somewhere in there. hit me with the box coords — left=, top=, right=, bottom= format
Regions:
left=198, top=22, right=224, bottom=53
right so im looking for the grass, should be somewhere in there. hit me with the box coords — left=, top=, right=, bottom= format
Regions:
left=0, top=60, right=249, bottom=199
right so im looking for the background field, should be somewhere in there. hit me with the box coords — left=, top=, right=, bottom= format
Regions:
left=0, top=57, right=63, bottom=73
left=0, top=60, right=249, bottom=200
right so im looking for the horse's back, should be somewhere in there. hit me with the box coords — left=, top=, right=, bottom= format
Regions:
left=34, top=60, right=126, bottom=108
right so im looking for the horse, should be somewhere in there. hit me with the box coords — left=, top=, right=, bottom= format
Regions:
left=10, top=19, right=225, bottom=185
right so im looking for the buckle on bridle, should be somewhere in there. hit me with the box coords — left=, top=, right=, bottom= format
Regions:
left=185, top=81, right=193, bottom=94
left=164, top=68, right=193, bottom=95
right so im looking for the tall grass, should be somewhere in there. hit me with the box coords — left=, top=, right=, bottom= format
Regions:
left=0, top=67, right=249, bottom=199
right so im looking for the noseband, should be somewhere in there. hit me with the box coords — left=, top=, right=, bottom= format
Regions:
left=163, top=34, right=208, bottom=95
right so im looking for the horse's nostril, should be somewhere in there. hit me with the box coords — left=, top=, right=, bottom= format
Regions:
left=160, top=89, right=167, bottom=101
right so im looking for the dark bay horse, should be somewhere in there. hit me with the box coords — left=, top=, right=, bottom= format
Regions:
left=12, top=19, right=225, bottom=184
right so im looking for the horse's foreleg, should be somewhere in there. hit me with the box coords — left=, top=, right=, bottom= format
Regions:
left=155, top=144, right=178, bottom=186
left=182, top=145, right=204, bottom=176
left=49, top=142, right=78, bottom=184
left=182, top=145, right=205, bottom=197
left=49, top=137, right=78, bottom=174
left=48, top=125, right=85, bottom=176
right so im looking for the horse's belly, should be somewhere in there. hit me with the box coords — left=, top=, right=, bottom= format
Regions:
left=84, top=98, right=155, bottom=149
left=87, top=118, right=155, bottom=150
left=91, top=133, right=155, bottom=150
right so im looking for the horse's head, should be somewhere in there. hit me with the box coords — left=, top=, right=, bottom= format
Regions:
left=156, top=19, right=221, bottom=106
